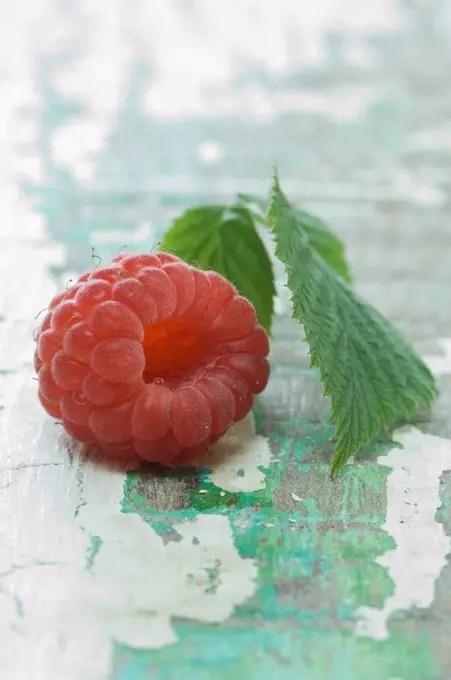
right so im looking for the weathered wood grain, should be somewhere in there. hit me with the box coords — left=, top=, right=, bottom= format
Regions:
left=2, top=2, right=451, bottom=679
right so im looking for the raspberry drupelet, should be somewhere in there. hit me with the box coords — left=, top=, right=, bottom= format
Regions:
left=34, top=252, right=270, bottom=465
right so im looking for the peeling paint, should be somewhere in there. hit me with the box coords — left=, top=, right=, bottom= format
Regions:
left=78, top=467, right=258, bottom=645
left=0, top=202, right=258, bottom=680
left=202, top=412, right=272, bottom=493
left=1, top=446, right=258, bottom=679
left=3, top=1, right=451, bottom=677
left=355, top=427, right=451, bottom=640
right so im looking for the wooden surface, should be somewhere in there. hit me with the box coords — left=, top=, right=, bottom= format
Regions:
left=1, top=2, right=451, bottom=679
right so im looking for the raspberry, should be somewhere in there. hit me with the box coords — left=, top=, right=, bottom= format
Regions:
left=35, top=252, right=270, bottom=465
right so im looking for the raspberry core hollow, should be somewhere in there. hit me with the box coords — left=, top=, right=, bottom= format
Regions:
left=34, top=252, right=270, bottom=465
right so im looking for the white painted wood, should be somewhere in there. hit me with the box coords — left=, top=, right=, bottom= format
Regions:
left=355, top=427, right=451, bottom=640
left=0, top=219, right=261, bottom=680
left=202, top=412, right=272, bottom=492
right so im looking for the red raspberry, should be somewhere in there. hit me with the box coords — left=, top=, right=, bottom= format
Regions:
left=35, top=252, right=270, bottom=465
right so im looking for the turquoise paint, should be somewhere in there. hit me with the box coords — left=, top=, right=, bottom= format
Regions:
left=85, top=535, right=103, bottom=571
left=25, top=55, right=169, bottom=278
left=26, top=32, right=445, bottom=679
left=113, top=626, right=439, bottom=680
left=119, top=413, right=412, bottom=677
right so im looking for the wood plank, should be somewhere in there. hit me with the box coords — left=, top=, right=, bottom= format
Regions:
left=2, top=2, right=451, bottom=679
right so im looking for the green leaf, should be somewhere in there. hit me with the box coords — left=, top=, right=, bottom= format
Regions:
left=160, top=204, right=276, bottom=333
left=291, top=208, right=352, bottom=284
left=268, top=173, right=436, bottom=476
left=238, top=193, right=352, bottom=283
left=237, top=193, right=269, bottom=220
